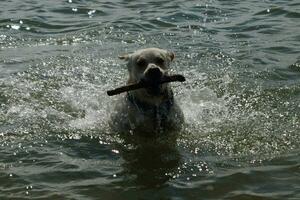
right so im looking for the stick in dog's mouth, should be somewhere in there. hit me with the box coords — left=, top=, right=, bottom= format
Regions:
left=106, top=74, right=186, bottom=96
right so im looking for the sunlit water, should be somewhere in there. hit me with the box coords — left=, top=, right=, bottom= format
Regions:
left=0, top=0, right=299, bottom=199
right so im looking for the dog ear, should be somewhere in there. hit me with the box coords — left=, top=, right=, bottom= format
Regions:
left=168, top=51, right=175, bottom=61
left=118, top=54, right=130, bottom=61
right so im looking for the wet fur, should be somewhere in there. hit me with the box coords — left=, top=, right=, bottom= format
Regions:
left=110, top=48, right=184, bottom=136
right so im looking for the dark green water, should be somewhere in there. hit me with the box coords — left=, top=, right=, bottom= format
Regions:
left=0, top=0, right=300, bottom=199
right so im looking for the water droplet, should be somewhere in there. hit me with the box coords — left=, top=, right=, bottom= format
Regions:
left=68, top=0, right=72, bottom=3
left=112, top=149, right=119, bottom=154
left=88, top=10, right=96, bottom=18
left=113, top=174, right=117, bottom=177
left=267, top=9, right=270, bottom=13
left=11, top=25, right=20, bottom=30
left=72, top=8, right=78, bottom=12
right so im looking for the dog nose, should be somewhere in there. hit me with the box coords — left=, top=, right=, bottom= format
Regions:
left=145, top=66, right=162, bottom=80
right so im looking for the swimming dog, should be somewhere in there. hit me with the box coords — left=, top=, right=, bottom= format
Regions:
left=110, top=48, right=184, bottom=136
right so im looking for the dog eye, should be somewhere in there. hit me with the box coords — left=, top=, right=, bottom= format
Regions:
left=137, top=58, right=147, bottom=67
left=156, top=57, right=164, bottom=65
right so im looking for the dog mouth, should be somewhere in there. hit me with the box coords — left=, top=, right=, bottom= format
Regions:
left=142, top=66, right=165, bottom=96
left=145, top=84, right=163, bottom=96
left=141, top=76, right=165, bottom=96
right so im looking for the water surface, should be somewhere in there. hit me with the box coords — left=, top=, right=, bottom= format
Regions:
left=0, top=0, right=300, bottom=199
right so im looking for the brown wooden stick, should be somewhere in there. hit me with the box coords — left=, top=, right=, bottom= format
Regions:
left=107, top=74, right=185, bottom=96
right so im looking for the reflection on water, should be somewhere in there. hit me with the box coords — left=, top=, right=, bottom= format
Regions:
left=118, top=134, right=181, bottom=187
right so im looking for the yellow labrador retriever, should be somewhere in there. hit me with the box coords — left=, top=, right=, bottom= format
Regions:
left=110, top=48, right=184, bottom=136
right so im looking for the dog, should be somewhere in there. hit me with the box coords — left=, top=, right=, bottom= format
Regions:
left=110, top=48, right=184, bottom=136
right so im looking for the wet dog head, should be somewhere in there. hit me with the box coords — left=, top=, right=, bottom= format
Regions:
left=119, top=48, right=175, bottom=100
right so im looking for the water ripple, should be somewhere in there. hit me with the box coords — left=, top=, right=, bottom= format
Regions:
left=1, top=0, right=300, bottom=199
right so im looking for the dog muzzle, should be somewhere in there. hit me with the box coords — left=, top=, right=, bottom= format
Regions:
left=143, top=66, right=165, bottom=96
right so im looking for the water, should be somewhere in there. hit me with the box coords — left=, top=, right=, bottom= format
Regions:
left=0, top=0, right=299, bottom=199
